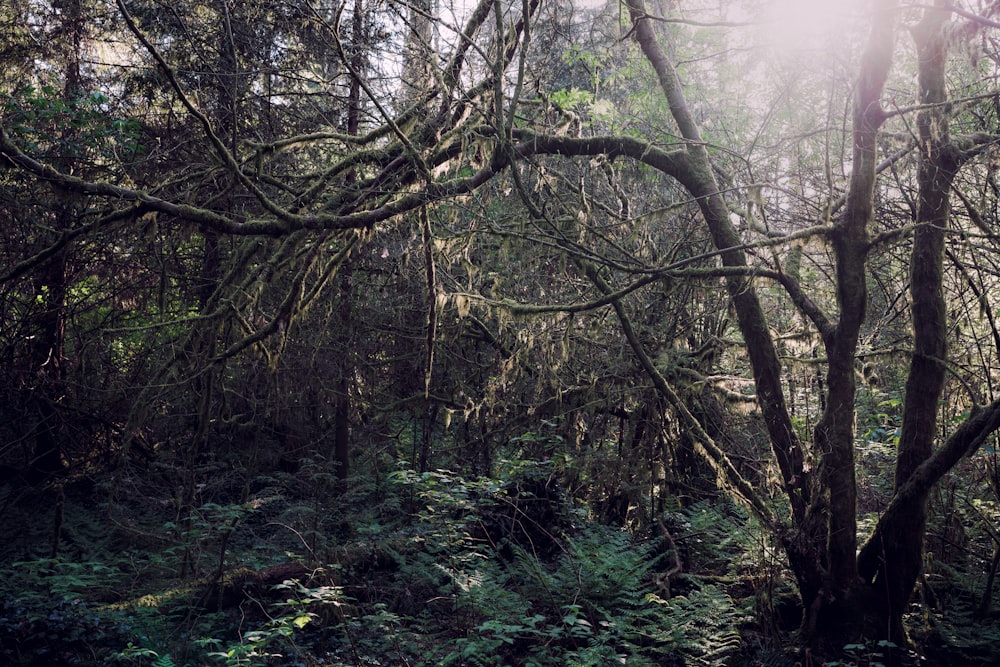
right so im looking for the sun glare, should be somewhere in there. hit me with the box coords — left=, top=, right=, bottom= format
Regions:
left=759, top=0, right=866, bottom=53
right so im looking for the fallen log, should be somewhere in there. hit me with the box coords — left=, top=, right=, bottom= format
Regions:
left=199, top=561, right=311, bottom=610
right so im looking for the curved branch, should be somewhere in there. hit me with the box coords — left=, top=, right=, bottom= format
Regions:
left=860, top=396, right=1000, bottom=579
left=0, top=204, right=148, bottom=283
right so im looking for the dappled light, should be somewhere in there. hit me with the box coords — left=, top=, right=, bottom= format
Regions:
left=3, top=0, right=1000, bottom=665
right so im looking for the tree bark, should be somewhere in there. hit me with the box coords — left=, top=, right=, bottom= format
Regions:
left=805, top=0, right=897, bottom=639
left=622, top=0, right=808, bottom=524
left=858, top=2, right=968, bottom=642
left=401, top=0, right=435, bottom=102
left=333, top=265, right=353, bottom=484
left=622, top=0, right=899, bottom=648
left=27, top=243, right=69, bottom=484
left=27, top=0, right=86, bottom=485
left=329, top=0, right=367, bottom=487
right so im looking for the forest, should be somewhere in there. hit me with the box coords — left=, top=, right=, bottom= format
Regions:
left=4, top=0, right=1000, bottom=664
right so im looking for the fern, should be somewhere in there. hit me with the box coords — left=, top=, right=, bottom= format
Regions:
left=675, top=499, right=751, bottom=574
left=152, top=654, right=177, bottom=667
left=441, top=523, right=684, bottom=665
left=648, top=583, right=748, bottom=667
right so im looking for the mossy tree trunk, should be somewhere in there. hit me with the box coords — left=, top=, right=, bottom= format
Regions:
left=621, top=0, right=897, bottom=646
left=619, top=0, right=1000, bottom=649
left=856, top=0, right=999, bottom=643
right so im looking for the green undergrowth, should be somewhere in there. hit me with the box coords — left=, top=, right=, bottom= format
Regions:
left=2, top=457, right=999, bottom=666
left=0, top=459, right=752, bottom=666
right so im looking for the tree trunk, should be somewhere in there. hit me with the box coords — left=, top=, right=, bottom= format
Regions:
left=333, top=265, right=353, bottom=484
left=27, top=0, right=86, bottom=485
left=624, top=0, right=897, bottom=648
left=857, top=2, right=958, bottom=643
left=27, top=243, right=69, bottom=484
left=401, top=0, right=435, bottom=101
left=623, top=0, right=808, bottom=521
left=802, top=0, right=897, bottom=642
left=329, top=0, right=367, bottom=487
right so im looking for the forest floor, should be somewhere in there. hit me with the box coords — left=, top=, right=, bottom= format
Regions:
left=0, top=461, right=998, bottom=666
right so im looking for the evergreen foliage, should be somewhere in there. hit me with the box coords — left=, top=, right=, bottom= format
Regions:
left=0, top=460, right=761, bottom=666
left=5, top=0, right=1000, bottom=664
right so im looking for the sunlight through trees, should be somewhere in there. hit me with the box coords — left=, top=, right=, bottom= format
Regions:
left=3, top=1, right=1000, bottom=664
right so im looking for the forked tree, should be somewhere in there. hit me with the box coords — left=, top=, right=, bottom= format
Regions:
left=5, top=0, right=1000, bottom=651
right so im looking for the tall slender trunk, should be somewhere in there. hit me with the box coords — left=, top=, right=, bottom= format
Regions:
left=333, top=265, right=353, bottom=484
left=330, top=0, right=367, bottom=486
left=622, top=0, right=808, bottom=521
left=806, top=0, right=896, bottom=639
left=27, top=0, right=86, bottom=485
left=625, top=0, right=813, bottom=601
left=857, top=1, right=957, bottom=643
left=401, top=0, right=435, bottom=101
left=27, top=243, right=69, bottom=483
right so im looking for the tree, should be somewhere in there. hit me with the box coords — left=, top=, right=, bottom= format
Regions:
left=1, top=0, right=112, bottom=487
left=543, top=0, right=1000, bottom=647
left=601, top=0, right=1000, bottom=647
